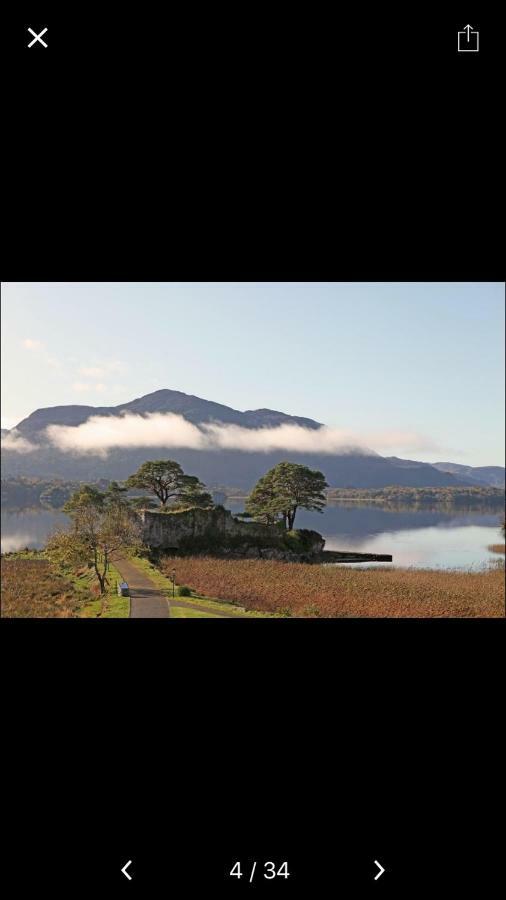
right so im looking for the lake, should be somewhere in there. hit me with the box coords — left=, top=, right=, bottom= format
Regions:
left=1, top=501, right=504, bottom=570
left=227, top=500, right=504, bottom=570
left=1, top=507, right=70, bottom=554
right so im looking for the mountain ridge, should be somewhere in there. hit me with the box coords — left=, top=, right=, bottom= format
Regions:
left=3, top=389, right=504, bottom=490
left=432, top=462, right=505, bottom=488
left=14, top=388, right=323, bottom=439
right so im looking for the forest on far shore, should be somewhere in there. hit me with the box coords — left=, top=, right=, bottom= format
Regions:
left=2, top=476, right=505, bottom=510
left=325, top=485, right=505, bottom=505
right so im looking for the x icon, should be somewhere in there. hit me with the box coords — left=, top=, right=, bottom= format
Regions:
left=27, top=27, right=48, bottom=48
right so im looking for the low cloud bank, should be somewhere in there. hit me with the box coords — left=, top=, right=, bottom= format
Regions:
left=37, top=412, right=437, bottom=457
left=0, top=431, right=39, bottom=453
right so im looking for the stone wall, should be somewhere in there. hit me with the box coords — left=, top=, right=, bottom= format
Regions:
left=139, top=506, right=278, bottom=550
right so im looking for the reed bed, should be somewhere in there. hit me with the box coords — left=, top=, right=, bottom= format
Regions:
left=160, top=556, right=505, bottom=618
left=1, top=558, right=80, bottom=617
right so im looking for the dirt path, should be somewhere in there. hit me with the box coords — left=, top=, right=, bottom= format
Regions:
left=115, top=557, right=170, bottom=618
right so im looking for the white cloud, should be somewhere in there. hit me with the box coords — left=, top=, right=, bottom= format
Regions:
left=21, top=338, right=62, bottom=370
left=78, top=361, right=127, bottom=379
left=44, top=411, right=440, bottom=458
left=46, top=413, right=204, bottom=457
left=79, top=366, right=105, bottom=377
left=72, top=381, right=109, bottom=395
left=45, top=355, right=62, bottom=370
left=1, top=430, right=38, bottom=453
left=107, top=360, right=128, bottom=374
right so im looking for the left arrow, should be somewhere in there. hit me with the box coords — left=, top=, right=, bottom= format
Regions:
left=121, top=860, right=133, bottom=881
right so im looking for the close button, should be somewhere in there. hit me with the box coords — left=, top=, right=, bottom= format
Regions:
left=27, top=27, right=48, bottom=48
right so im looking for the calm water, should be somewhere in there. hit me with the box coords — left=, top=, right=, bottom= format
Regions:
left=228, top=500, right=504, bottom=570
left=1, top=507, right=70, bottom=553
left=1, top=502, right=504, bottom=570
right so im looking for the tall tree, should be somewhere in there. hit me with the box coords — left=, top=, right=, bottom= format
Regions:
left=168, top=485, right=214, bottom=511
left=103, top=480, right=129, bottom=509
left=125, top=460, right=211, bottom=508
left=246, top=462, right=328, bottom=530
left=63, top=484, right=104, bottom=513
left=243, top=469, right=282, bottom=526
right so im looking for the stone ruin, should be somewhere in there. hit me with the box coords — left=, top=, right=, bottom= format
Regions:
left=138, top=506, right=325, bottom=560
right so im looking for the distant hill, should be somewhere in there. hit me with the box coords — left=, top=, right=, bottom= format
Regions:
left=2, top=389, right=499, bottom=490
left=433, top=462, right=505, bottom=488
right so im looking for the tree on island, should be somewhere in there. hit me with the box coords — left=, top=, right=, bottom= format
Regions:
left=125, top=460, right=213, bottom=509
left=103, top=480, right=130, bottom=509
left=46, top=485, right=142, bottom=595
left=245, top=462, right=328, bottom=530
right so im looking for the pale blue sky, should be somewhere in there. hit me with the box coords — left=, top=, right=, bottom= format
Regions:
left=1, top=282, right=504, bottom=466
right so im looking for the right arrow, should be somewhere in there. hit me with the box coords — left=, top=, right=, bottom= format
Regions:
left=374, top=860, right=385, bottom=881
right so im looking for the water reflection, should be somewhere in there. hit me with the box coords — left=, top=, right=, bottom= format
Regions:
left=1, top=500, right=504, bottom=570
left=1, top=507, right=69, bottom=553
left=227, top=500, right=503, bottom=570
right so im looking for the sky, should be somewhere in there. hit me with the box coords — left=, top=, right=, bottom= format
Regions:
left=1, top=282, right=504, bottom=467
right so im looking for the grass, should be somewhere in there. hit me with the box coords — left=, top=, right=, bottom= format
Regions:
left=170, top=607, right=222, bottom=618
left=65, top=560, right=129, bottom=618
left=157, top=555, right=505, bottom=618
left=1, top=552, right=129, bottom=618
left=2, top=549, right=46, bottom=560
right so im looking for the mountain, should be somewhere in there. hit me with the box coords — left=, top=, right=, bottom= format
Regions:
left=433, top=462, right=505, bottom=488
left=13, top=389, right=322, bottom=440
left=2, top=389, right=499, bottom=490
